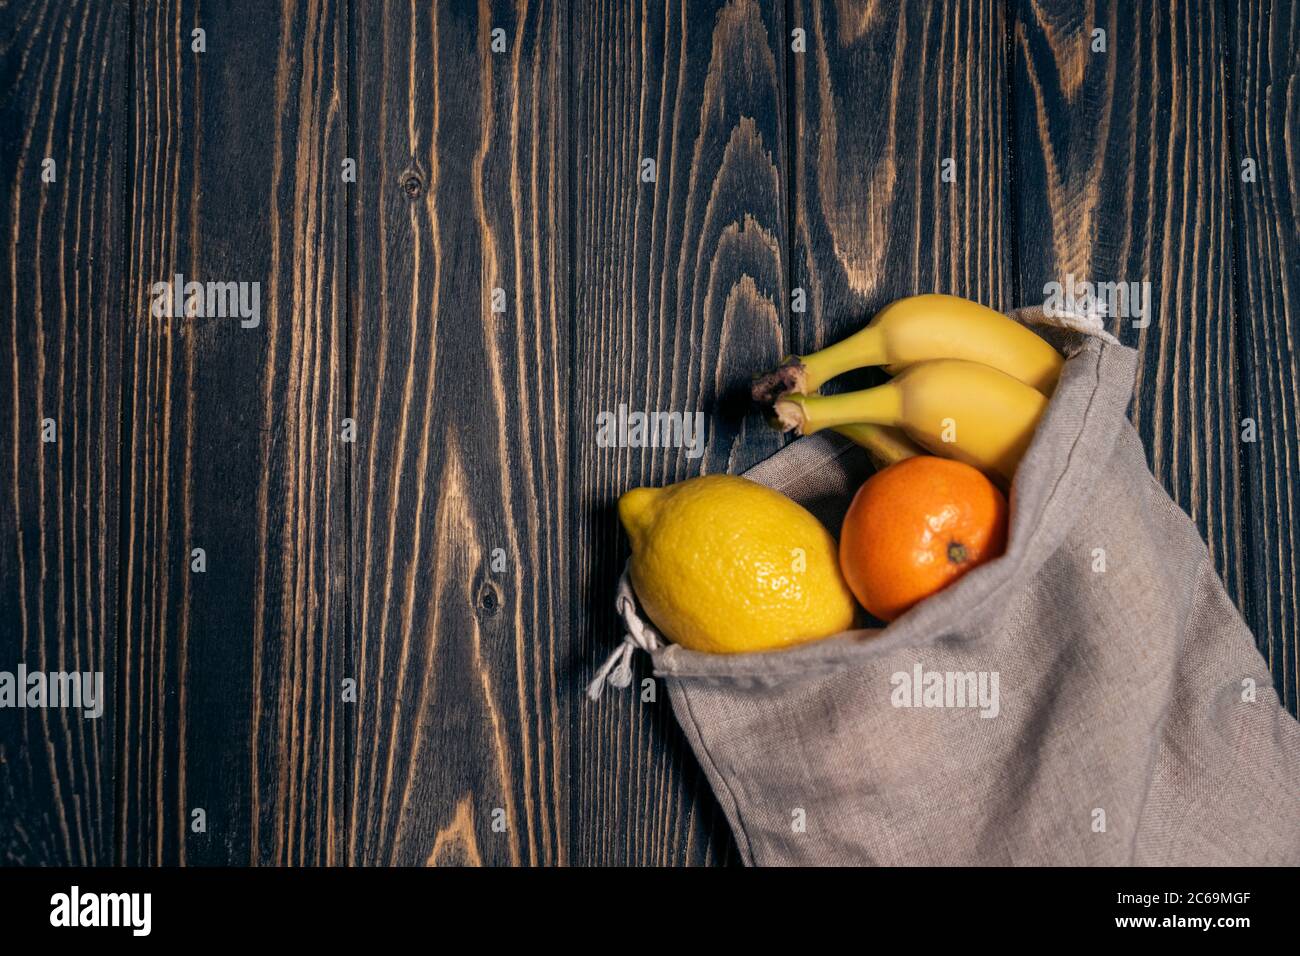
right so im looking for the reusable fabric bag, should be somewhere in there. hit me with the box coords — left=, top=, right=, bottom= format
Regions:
left=591, top=312, right=1300, bottom=866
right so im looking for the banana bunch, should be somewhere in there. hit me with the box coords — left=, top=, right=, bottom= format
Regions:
left=755, top=294, right=1061, bottom=483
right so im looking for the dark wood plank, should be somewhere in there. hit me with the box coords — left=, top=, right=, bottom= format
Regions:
left=348, top=0, right=569, bottom=866
left=1226, top=0, right=1300, bottom=713
left=1009, top=1, right=1250, bottom=653
left=790, top=0, right=1010, bottom=371
left=120, top=0, right=348, bottom=864
left=0, top=0, right=126, bottom=866
left=572, top=0, right=793, bottom=867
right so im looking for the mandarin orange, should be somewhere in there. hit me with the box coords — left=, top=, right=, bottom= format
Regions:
left=839, top=455, right=1008, bottom=622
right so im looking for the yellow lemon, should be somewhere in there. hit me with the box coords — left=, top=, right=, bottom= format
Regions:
left=618, top=475, right=857, bottom=654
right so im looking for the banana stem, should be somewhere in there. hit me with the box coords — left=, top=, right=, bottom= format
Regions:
left=797, top=326, right=888, bottom=391
left=773, top=384, right=904, bottom=436
left=751, top=326, right=887, bottom=402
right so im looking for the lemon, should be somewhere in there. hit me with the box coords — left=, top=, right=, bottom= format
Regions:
left=618, top=475, right=857, bottom=654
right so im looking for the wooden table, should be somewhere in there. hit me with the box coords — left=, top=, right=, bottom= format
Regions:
left=2, top=0, right=1296, bottom=866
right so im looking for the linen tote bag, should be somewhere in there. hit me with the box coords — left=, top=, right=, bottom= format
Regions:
left=591, top=311, right=1300, bottom=866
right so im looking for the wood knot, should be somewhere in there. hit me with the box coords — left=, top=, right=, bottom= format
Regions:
left=475, top=579, right=503, bottom=617
left=399, top=170, right=424, bottom=198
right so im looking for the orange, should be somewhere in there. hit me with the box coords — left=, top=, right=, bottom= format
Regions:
left=839, top=456, right=1008, bottom=622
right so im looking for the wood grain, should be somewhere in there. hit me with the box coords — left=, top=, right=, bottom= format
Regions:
left=2, top=0, right=1297, bottom=868
left=789, top=0, right=1010, bottom=377
left=1009, top=0, right=1251, bottom=662
left=348, top=0, right=569, bottom=866
left=572, top=0, right=793, bottom=866
left=0, top=0, right=126, bottom=865
left=1226, top=0, right=1300, bottom=711
left=119, top=0, right=348, bottom=864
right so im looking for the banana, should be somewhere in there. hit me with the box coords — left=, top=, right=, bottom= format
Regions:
left=752, top=294, right=1063, bottom=402
left=831, top=423, right=923, bottom=469
left=774, top=359, right=1048, bottom=482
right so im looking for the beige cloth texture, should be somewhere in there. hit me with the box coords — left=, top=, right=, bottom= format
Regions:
left=635, top=331, right=1300, bottom=865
